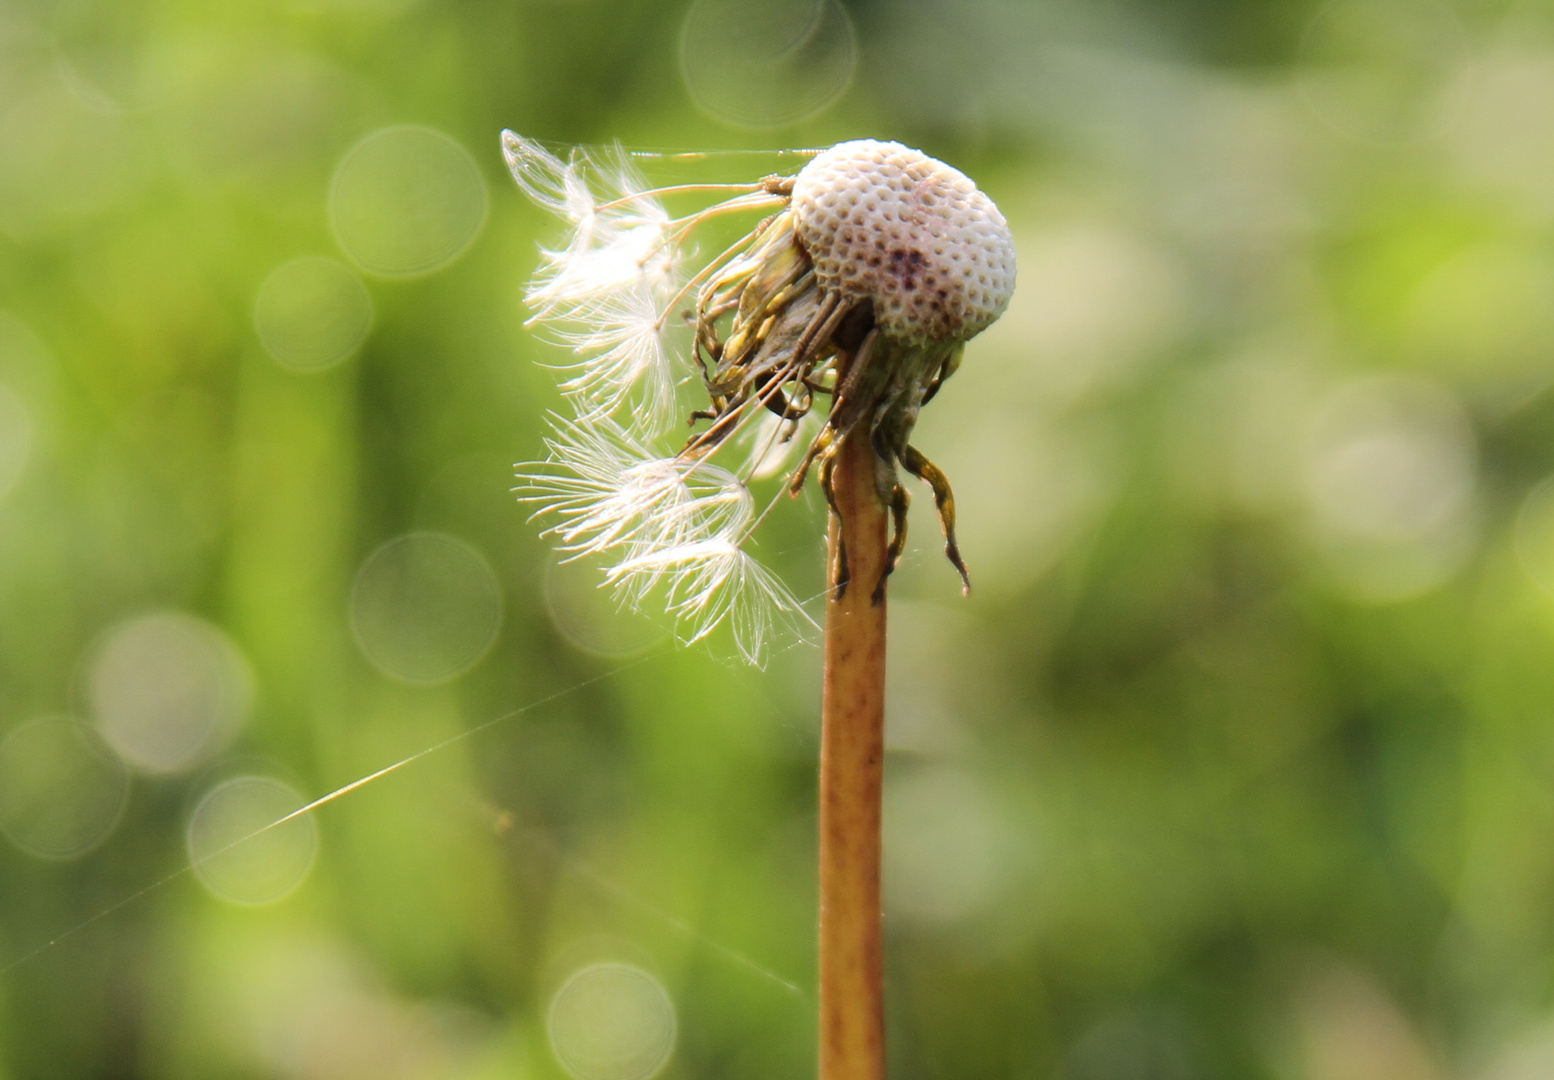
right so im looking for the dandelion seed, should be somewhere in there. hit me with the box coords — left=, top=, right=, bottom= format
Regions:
left=605, top=538, right=807, bottom=667
left=505, top=134, right=1015, bottom=661
left=504, top=133, right=681, bottom=421
left=517, top=415, right=714, bottom=559
left=543, top=284, right=677, bottom=423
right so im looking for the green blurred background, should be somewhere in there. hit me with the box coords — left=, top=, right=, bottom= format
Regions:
left=4, top=0, right=1554, bottom=1076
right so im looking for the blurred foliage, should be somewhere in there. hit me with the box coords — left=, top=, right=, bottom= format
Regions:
left=5, top=0, right=1554, bottom=1078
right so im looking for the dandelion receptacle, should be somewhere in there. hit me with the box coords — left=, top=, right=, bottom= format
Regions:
left=505, top=133, right=1015, bottom=1078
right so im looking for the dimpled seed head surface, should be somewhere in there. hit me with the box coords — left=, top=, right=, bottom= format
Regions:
left=792, top=140, right=1016, bottom=343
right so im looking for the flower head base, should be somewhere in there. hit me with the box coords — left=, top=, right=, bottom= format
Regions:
left=505, top=133, right=1016, bottom=662
left=792, top=140, right=1016, bottom=343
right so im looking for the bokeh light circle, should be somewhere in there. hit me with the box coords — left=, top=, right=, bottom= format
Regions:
left=1296, top=376, right=1477, bottom=602
left=0, top=379, right=32, bottom=500
left=885, top=766, right=1007, bottom=922
left=0, top=717, right=129, bottom=860
left=1297, top=0, right=1468, bottom=144
left=543, top=554, right=668, bottom=658
left=679, top=0, right=857, bottom=128
left=187, top=776, right=318, bottom=905
left=548, top=963, right=677, bottom=1080
left=1515, top=477, right=1554, bottom=598
left=1300, top=376, right=1475, bottom=545
left=0, top=75, right=144, bottom=237
left=329, top=126, right=487, bottom=276
left=289, top=0, right=418, bottom=12
left=254, top=256, right=373, bottom=371
left=350, top=533, right=503, bottom=684
left=88, top=611, right=254, bottom=773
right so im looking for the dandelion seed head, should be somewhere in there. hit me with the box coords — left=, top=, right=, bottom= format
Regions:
left=792, top=139, right=1016, bottom=343
left=504, top=132, right=1013, bottom=662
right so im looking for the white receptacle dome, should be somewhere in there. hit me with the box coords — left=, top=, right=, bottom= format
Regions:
left=792, top=139, right=1017, bottom=344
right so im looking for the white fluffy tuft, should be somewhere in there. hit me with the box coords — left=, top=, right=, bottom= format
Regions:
left=503, top=131, right=680, bottom=425
left=605, top=538, right=815, bottom=667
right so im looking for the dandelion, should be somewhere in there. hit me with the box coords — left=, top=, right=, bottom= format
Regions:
left=505, top=133, right=1015, bottom=645
left=504, top=131, right=1016, bottom=1080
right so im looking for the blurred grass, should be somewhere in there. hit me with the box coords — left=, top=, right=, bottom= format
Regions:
left=5, top=0, right=1554, bottom=1078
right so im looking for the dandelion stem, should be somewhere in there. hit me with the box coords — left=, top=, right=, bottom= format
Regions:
left=818, top=412, right=888, bottom=1080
